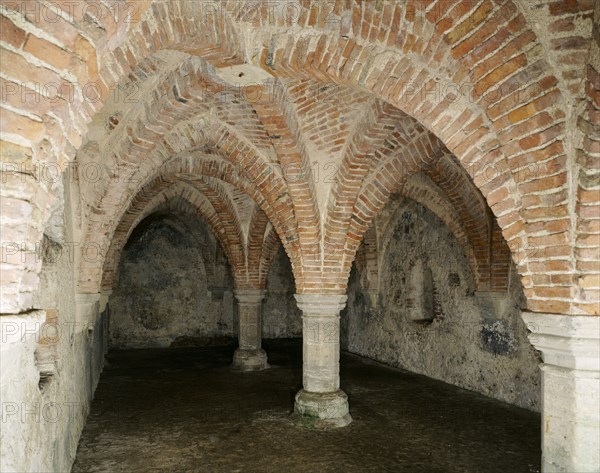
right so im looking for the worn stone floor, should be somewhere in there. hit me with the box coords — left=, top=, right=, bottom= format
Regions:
left=72, top=339, right=541, bottom=473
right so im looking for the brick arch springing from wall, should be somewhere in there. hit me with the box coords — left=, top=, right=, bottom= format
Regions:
left=323, top=126, right=516, bottom=297
left=573, top=3, right=600, bottom=315
left=322, top=95, right=509, bottom=293
left=345, top=172, right=482, bottom=302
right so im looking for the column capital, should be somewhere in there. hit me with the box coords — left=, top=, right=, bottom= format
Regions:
left=234, top=289, right=267, bottom=305
left=295, top=294, right=347, bottom=316
left=521, top=311, right=600, bottom=372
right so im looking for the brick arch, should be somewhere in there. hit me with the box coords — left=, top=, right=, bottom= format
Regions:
left=245, top=207, right=271, bottom=290
left=258, top=15, right=574, bottom=312
left=325, top=101, right=414, bottom=252
left=101, top=175, right=285, bottom=295
left=425, top=156, right=494, bottom=290
left=335, top=130, right=449, bottom=273
left=78, top=113, right=303, bottom=289
left=157, top=154, right=302, bottom=270
left=101, top=176, right=286, bottom=295
left=245, top=207, right=283, bottom=290
left=70, top=41, right=338, bottom=281
left=249, top=76, right=322, bottom=259
left=83, top=24, right=320, bottom=271
left=191, top=177, right=246, bottom=272
left=325, top=101, right=500, bottom=291
left=99, top=179, right=245, bottom=293
left=79, top=148, right=310, bottom=294
left=92, top=1, right=245, bottom=91
left=336, top=132, right=512, bottom=295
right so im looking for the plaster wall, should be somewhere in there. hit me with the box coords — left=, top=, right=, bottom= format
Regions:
left=1, top=178, right=105, bottom=473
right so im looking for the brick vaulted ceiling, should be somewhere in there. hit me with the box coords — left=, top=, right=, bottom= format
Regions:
left=0, top=1, right=598, bottom=315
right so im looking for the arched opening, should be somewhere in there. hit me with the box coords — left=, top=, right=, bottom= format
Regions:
left=107, top=207, right=301, bottom=350
left=108, top=211, right=235, bottom=349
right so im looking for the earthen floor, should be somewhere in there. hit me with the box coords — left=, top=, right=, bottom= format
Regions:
left=73, top=340, right=540, bottom=473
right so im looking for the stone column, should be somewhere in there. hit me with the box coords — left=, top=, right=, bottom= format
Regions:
left=293, top=294, right=352, bottom=428
left=231, top=289, right=269, bottom=371
left=522, top=312, right=600, bottom=472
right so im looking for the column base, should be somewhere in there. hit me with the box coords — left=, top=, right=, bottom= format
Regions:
left=291, top=389, right=352, bottom=429
left=231, top=348, right=269, bottom=372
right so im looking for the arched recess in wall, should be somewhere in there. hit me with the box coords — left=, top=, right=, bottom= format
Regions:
left=404, top=258, right=436, bottom=324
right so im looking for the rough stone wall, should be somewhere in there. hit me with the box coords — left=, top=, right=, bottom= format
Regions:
left=263, top=246, right=302, bottom=339
left=108, top=214, right=299, bottom=349
left=342, top=197, right=541, bottom=411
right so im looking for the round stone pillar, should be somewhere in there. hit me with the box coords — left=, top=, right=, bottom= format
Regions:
left=293, top=294, right=352, bottom=428
left=231, top=289, right=269, bottom=371
left=522, top=312, right=600, bottom=472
